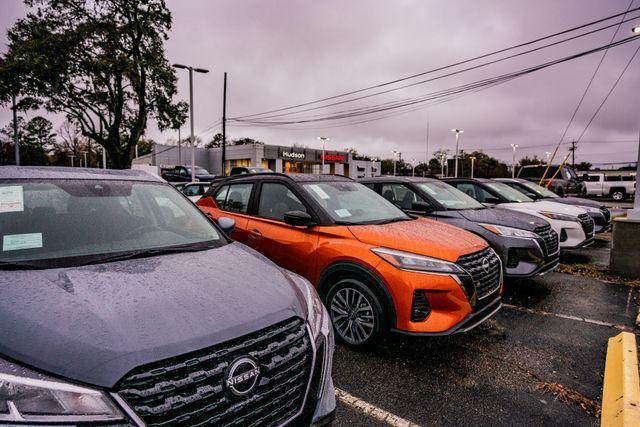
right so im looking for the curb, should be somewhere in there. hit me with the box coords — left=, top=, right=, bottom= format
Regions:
left=601, top=332, right=640, bottom=426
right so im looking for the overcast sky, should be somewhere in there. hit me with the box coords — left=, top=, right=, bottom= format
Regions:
left=1, top=0, right=640, bottom=166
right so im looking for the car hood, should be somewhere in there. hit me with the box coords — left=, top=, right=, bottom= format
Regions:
left=454, top=208, right=548, bottom=231
left=545, top=196, right=603, bottom=208
left=0, top=243, right=305, bottom=388
left=347, top=218, right=487, bottom=262
left=499, top=200, right=587, bottom=216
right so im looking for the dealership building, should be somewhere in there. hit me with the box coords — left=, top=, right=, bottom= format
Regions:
left=138, top=142, right=381, bottom=179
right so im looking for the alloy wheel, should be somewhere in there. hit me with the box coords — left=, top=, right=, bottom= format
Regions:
left=612, top=191, right=624, bottom=201
left=329, top=287, right=375, bottom=345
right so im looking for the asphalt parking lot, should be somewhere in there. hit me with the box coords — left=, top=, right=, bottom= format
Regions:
left=332, top=229, right=640, bottom=426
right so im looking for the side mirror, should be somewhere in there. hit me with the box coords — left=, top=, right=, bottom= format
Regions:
left=525, top=192, right=539, bottom=199
left=217, top=217, right=236, bottom=234
left=410, top=201, right=433, bottom=213
left=284, top=210, right=316, bottom=227
left=484, top=197, right=501, bottom=204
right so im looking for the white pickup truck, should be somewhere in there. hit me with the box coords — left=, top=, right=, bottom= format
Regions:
left=581, top=173, right=636, bottom=201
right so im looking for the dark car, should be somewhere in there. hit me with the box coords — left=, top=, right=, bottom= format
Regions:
left=361, top=177, right=559, bottom=278
left=0, top=166, right=335, bottom=426
left=230, top=166, right=274, bottom=175
left=517, top=164, right=585, bottom=196
left=161, top=165, right=216, bottom=182
left=495, top=178, right=612, bottom=233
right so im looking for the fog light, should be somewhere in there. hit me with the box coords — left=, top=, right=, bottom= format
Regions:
left=560, top=229, right=568, bottom=242
left=506, top=249, right=519, bottom=268
left=410, top=290, right=431, bottom=322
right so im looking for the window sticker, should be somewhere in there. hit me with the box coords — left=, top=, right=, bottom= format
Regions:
left=0, top=186, right=24, bottom=213
left=334, top=209, right=352, bottom=218
left=308, top=184, right=330, bottom=200
left=3, top=233, right=43, bottom=252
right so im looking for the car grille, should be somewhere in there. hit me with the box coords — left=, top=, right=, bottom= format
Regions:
left=117, top=318, right=312, bottom=426
left=457, top=247, right=501, bottom=300
left=578, top=213, right=595, bottom=238
left=534, top=224, right=559, bottom=256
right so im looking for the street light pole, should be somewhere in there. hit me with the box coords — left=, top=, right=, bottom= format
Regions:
left=12, top=94, right=20, bottom=166
left=451, top=129, right=463, bottom=177
left=470, top=156, right=476, bottom=178
left=411, top=158, right=417, bottom=177
left=318, top=137, right=330, bottom=173
left=391, top=150, right=399, bottom=176
left=173, top=63, right=209, bottom=182
left=511, top=144, right=519, bottom=178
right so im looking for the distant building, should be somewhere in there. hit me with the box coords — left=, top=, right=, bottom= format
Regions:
left=134, top=142, right=381, bottom=179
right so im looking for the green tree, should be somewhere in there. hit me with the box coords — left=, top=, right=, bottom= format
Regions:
left=205, top=133, right=224, bottom=149
left=575, top=161, right=592, bottom=171
left=23, top=116, right=56, bottom=165
left=0, top=117, right=25, bottom=165
left=0, top=0, right=188, bottom=169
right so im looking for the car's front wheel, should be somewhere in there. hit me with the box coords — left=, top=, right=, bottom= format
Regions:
left=326, top=278, right=385, bottom=348
left=611, top=189, right=626, bottom=201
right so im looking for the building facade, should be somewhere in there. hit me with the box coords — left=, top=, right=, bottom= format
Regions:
left=137, top=143, right=381, bottom=179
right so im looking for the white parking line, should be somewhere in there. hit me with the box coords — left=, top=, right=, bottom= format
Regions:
left=503, top=303, right=632, bottom=331
left=335, top=388, right=421, bottom=427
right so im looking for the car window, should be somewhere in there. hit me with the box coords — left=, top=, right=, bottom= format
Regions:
left=518, top=167, right=543, bottom=178
left=622, top=176, right=635, bottom=181
left=258, top=182, right=307, bottom=221
left=605, top=175, right=622, bottom=182
left=183, top=185, right=201, bottom=197
left=215, top=183, right=253, bottom=213
left=179, top=167, right=188, bottom=176
left=416, top=182, right=483, bottom=209
left=0, top=180, right=223, bottom=269
left=585, top=175, right=600, bottom=182
left=380, top=184, right=425, bottom=210
left=486, top=182, right=533, bottom=202
left=302, top=181, right=408, bottom=225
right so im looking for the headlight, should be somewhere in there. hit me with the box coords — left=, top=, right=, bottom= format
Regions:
left=284, top=270, right=330, bottom=340
left=0, top=358, right=125, bottom=424
left=539, top=211, right=579, bottom=222
left=579, top=206, right=601, bottom=214
left=371, top=247, right=465, bottom=274
left=479, top=223, right=539, bottom=239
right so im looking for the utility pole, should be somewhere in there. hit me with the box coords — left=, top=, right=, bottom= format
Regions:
left=511, top=144, right=519, bottom=178
left=12, top=94, right=20, bottom=166
left=569, top=141, right=577, bottom=168
left=222, top=72, right=227, bottom=176
left=470, top=156, right=476, bottom=178
left=177, top=127, right=182, bottom=165
left=102, top=147, right=106, bottom=169
left=426, top=116, right=430, bottom=170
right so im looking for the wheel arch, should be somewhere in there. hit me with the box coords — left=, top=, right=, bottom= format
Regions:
left=317, top=261, right=397, bottom=328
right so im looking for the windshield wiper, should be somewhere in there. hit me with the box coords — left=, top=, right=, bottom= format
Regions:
left=78, top=244, right=217, bottom=266
left=369, top=217, right=413, bottom=225
left=0, top=261, right=43, bottom=270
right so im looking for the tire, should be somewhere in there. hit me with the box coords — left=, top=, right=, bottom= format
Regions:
left=325, top=277, right=386, bottom=349
left=611, top=189, right=626, bottom=201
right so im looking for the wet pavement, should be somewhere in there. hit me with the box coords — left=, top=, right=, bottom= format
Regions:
left=332, top=232, right=640, bottom=426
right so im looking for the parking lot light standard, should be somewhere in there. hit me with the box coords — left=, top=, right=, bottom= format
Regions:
left=511, top=144, right=519, bottom=178
left=318, top=137, right=330, bottom=174
left=470, top=156, right=476, bottom=178
left=173, top=63, right=210, bottom=182
left=451, top=128, right=463, bottom=177
left=391, top=150, right=400, bottom=176
left=629, top=25, right=640, bottom=220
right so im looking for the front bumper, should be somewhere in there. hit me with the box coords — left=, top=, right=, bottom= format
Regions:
left=391, top=296, right=502, bottom=336
left=588, top=210, right=611, bottom=233
left=486, top=234, right=559, bottom=279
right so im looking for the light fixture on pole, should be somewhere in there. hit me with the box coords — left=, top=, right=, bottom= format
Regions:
left=511, top=144, right=519, bottom=178
left=391, top=150, right=400, bottom=176
left=451, top=129, right=464, bottom=177
left=173, top=63, right=210, bottom=182
left=469, top=156, right=476, bottom=178
left=318, top=137, right=330, bottom=174
left=411, top=158, right=417, bottom=177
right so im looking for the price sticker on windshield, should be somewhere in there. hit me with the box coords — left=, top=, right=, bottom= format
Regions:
left=3, top=233, right=43, bottom=252
left=0, top=186, right=24, bottom=213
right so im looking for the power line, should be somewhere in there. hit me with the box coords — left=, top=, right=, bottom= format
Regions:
left=232, top=7, right=640, bottom=120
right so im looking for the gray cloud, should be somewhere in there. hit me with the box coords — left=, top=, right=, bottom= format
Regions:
left=1, top=0, right=639, bottom=166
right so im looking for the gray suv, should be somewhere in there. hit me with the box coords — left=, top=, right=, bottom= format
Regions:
left=362, top=177, right=560, bottom=278
left=0, top=167, right=335, bottom=426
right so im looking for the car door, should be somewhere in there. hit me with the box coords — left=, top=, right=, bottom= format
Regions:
left=246, top=181, right=319, bottom=279
left=376, top=183, right=436, bottom=218
left=207, top=182, right=255, bottom=245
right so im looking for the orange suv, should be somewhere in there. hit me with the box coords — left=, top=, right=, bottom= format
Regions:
left=197, top=174, right=502, bottom=347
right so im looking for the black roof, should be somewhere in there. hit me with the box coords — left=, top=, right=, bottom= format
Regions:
left=0, top=166, right=163, bottom=182
left=359, top=176, right=439, bottom=183
left=442, top=177, right=492, bottom=183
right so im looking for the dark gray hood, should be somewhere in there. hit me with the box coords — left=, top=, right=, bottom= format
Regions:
left=0, top=242, right=305, bottom=388
left=455, top=207, right=548, bottom=231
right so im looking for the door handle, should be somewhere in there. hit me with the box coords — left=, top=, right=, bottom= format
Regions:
left=250, top=229, right=263, bottom=238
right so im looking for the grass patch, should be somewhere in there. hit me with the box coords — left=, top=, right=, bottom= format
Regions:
left=555, top=263, right=640, bottom=287
left=536, top=381, right=601, bottom=418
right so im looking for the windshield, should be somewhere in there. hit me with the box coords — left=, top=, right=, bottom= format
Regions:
left=519, top=181, right=558, bottom=199
left=302, top=181, right=409, bottom=225
left=416, top=182, right=484, bottom=210
left=0, top=180, right=224, bottom=269
left=187, top=167, right=211, bottom=175
left=486, top=182, right=534, bottom=203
